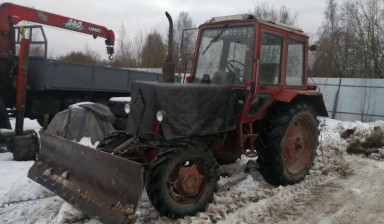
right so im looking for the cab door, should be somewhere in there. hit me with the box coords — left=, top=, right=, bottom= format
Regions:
left=242, top=24, right=287, bottom=122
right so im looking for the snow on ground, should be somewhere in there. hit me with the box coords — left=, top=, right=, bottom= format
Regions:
left=9, top=118, right=42, bottom=133
left=109, top=97, right=131, bottom=102
left=1, top=118, right=384, bottom=223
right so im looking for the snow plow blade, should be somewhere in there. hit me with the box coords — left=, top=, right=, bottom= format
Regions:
left=28, top=132, right=143, bottom=224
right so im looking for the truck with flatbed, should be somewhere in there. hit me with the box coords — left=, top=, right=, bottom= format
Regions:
left=0, top=3, right=161, bottom=160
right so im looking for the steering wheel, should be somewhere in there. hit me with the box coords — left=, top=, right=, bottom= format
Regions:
left=226, top=59, right=245, bottom=73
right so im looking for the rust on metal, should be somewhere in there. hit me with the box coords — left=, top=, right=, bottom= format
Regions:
left=28, top=132, right=143, bottom=224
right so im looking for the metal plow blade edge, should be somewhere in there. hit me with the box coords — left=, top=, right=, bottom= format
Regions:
left=28, top=132, right=143, bottom=224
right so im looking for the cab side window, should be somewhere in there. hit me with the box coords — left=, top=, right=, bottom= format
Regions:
left=258, top=33, right=283, bottom=85
left=286, top=39, right=305, bottom=86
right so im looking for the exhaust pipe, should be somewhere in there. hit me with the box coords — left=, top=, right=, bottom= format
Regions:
left=162, top=12, right=175, bottom=82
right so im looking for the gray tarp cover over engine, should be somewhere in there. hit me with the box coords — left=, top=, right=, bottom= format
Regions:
left=127, top=81, right=235, bottom=140
left=45, top=103, right=116, bottom=143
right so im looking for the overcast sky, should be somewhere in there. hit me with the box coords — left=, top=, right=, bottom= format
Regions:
left=1, top=0, right=328, bottom=60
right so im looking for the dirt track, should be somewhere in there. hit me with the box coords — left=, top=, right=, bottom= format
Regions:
left=258, top=156, right=384, bottom=224
left=136, top=155, right=384, bottom=224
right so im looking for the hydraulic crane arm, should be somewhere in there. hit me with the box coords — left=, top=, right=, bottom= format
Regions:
left=0, top=2, right=115, bottom=58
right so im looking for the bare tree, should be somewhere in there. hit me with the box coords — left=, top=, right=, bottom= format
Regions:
left=252, top=3, right=297, bottom=25
left=311, top=0, right=384, bottom=78
left=140, top=29, right=166, bottom=68
left=311, top=0, right=343, bottom=77
left=29, top=45, right=45, bottom=57
left=59, top=47, right=100, bottom=65
left=111, top=20, right=138, bottom=68
left=174, top=12, right=195, bottom=72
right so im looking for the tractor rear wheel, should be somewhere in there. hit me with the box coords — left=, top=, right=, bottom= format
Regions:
left=146, top=145, right=219, bottom=218
left=257, top=102, right=318, bottom=185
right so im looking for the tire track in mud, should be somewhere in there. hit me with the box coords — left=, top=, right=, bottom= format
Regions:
left=207, top=174, right=333, bottom=223
left=276, top=157, right=384, bottom=224
left=0, top=194, right=56, bottom=209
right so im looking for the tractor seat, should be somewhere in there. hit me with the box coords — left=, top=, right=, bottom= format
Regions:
left=212, top=71, right=234, bottom=85
left=259, top=63, right=280, bottom=85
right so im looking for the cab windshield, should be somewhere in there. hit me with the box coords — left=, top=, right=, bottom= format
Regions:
left=193, top=25, right=255, bottom=86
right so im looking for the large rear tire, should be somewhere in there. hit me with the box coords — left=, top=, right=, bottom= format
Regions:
left=257, top=102, right=318, bottom=185
left=146, top=145, right=219, bottom=218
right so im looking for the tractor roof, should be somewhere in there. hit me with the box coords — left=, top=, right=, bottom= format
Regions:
left=205, top=14, right=304, bottom=34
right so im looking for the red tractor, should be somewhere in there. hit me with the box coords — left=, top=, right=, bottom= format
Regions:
left=29, top=14, right=327, bottom=224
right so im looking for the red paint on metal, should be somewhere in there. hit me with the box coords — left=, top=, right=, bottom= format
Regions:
left=174, top=165, right=204, bottom=197
left=153, top=119, right=164, bottom=139
left=0, top=3, right=114, bottom=59
left=307, top=84, right=317, bottom=90
left=283, top=118, right=312, bottom=175
left=16, top=39, right=30, bottom=112
left=0, top=3, right=114, bottom=46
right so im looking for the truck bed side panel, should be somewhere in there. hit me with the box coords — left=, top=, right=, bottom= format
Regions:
left=28, top=58, right=163, bottom=93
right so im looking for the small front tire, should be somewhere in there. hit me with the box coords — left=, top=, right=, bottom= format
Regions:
left=146, top=144, right=219, bottom=218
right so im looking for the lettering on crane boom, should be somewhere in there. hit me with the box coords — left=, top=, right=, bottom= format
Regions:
left=37, top=12, right=48, bottom=23
left=89, top=26, right=102, bottom=34
left=64, top=19, right=84, bottom=31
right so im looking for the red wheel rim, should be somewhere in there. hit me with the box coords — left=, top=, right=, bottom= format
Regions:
left=283, top=116, right=313, bottom=175
left=168, top=159, right=206, bottom=204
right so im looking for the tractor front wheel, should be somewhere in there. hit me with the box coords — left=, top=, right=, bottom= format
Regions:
left=257, top=102, right=318, bottom=185
left=146, top=145, right=219, bottom=218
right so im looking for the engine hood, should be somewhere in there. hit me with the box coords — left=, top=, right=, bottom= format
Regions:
left=127, top=81, right=235, bottom=140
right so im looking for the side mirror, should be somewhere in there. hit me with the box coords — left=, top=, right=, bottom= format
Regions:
left=180, top=28, right=198, bottom=53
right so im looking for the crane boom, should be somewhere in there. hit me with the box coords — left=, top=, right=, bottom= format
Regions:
left=0, top=3, right=116, bottom=141
left=0, top=2, right=115, bottom=58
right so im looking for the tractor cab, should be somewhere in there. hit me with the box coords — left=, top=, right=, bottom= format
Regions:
left=192, top=14, right=307, bottom=88
left=190, top=14, right=320, bottom=123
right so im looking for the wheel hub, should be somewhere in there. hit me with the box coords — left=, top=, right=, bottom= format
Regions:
left=283, top=119, right=313, bottom=175
left=174, top=165, right=204, bottom=197
left=294, top=137, right=303, bottom=151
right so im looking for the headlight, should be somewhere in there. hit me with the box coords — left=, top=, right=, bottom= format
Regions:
left=124, top=103, right=130, bottom=114
left=156, top=110, right=165, bottom=122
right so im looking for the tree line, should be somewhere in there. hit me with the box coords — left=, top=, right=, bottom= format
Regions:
left=311, top=0, right=384, bottom=78
left=58, top=0, right=384, bottom=79
left=58, top=12, right=194, bottom=72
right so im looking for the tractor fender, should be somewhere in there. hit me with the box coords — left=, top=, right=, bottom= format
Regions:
left=275, top=89, right=328, bottom=117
